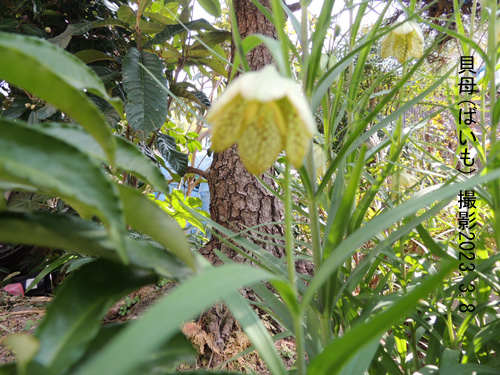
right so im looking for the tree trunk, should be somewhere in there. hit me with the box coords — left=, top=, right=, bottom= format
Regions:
left=201, top=0, right=285, bottom=265
left=197, top=0, right=285, bottom=366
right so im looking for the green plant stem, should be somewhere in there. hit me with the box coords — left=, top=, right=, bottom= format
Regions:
left=270, top=0, right=292, bottom=77
left=285, top=160, right=306, bottom=375
left=228, top=0, right=250, bottom=72
left=293, top=314, right=306, bottom=375
left=300, top=0, right=309, bottom=80
left=487, top=0, right=500, bottom=249
left=487, top=1, right=498, bottom=143
left=305, top=148, right=322, bottom=268
left=410, top=321, right=419, bottom=372
left=346, top=0, right=355, bottom=135
left=284, top=160, right=296, bottom=293
left=396, top=62, right=408, bottom=283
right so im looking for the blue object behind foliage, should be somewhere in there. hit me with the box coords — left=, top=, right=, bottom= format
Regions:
left=155, top=149, right=212, bottom=215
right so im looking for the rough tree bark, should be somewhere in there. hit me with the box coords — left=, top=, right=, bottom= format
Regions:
left=200, top=0, right=285, bottom=266
left=197, top=0, right=286, bottom=364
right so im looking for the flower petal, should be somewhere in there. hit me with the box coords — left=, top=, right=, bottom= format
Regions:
left=237, top=103, right=283, bottom=175
left=381, top=32, right=396, bottom=59
left=394, top=34, right=410, bottom=64
left=408, top=30, right=424, bottom=59
left=278, top=99, right=312, bottom=169
left=209, top=94, right=246, bottom=152
left=381, top=21, right=424, bottom=63
left=239, top=65, right=290, bottom=102
left=392, top=21, right=414, bottom=35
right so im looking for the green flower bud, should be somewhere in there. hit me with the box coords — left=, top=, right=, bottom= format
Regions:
left=334, top=24, right=341, bottom=38
left=207, top=65, right=315, bottom=175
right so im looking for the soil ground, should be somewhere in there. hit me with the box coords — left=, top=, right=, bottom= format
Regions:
left=0, top=286, right=295, bottom=373
left=0, top=293, right=49, bottom=364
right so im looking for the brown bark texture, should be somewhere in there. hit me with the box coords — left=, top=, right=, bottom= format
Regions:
left=200, top=0, right=285, bottom=265
left=196, top=1, right=287, bottom=364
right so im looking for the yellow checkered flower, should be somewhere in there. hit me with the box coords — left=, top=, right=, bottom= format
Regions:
left=381, top=21, right=424, bottom=64
left=207, top=65, right=315, bottom=175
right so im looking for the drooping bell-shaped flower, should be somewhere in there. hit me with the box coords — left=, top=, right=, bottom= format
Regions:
left=207, top=65, right=315, bottom=175
left=381, top=21, right=424, bottom=64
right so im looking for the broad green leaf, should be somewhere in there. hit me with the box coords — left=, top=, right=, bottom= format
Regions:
left=77, top=325, right=196, bottom=375
left=143, top=12, right=175, bottom=25
left=197, top=0, right=221, bottom=17
left=127, top=332, right=197, bottom=374
left=37, top=122, right=169, bottom=193
left=73, top=264, right=275, bottom=375
left=144, top=19, right=217, bottom=48
left=123, top=47, right=168, bottom=138
left=156, top=133, right=189, bottom=176
left=5, top=334, right=40, bottom=373
left=0, top=32, right=119, bottom=162
left=32, top=259, right=157, bottom=374
left=48, top=20, right=130, bottom=49
left=1, top=97, right=30, bottom=119
left=337, top=338, right=380, bottom=375
left=0, top=33, right=108, bottom=99
left=0, top=18, right=20, bottom=30
left=117, top=4, right=136, bottom=25
left=138, top=20, right=165, bottom=34
left=187, top=49, right=212, bottom=58
left=0, top=363, right=15, bottom=375
left=117, top=185, right=196, bottom=271
left=0, top=211, right=193, bottom=280
left=138, top=0, right=153, bottom=15
left=169, top=83, right=209, bottom=108
left=0, top=119, right=127, bottom=262
left=75, top=49, right=115, bottom=64
left=190, top=31, right=231, bottom=50
left=195, top=56, right=228, bottom=78
left=308, top=263, right=455, bottom=374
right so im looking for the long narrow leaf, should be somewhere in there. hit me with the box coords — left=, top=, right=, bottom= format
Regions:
left=37, top=122, right=169, bottom=193
left=72, top=264, right=277, bottom=375
left=33, top=259, right=157, bottom=374
left=0, top=119, right=127, bottom=262
left=118, top=185, right=196, bottom=271
left=308, top=262, right=455, bottom=374
left=0, top=211, right=194, bottom=280
left=303, top=168, right=500, bottom=309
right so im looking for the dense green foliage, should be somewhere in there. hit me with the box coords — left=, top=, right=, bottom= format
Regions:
left=1, top=0, right=500, bottom=374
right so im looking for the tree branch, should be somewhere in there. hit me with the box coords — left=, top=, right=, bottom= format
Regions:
left=287, top=2, right=301, bottom=12
left=186, top=166, right=209, bottom=179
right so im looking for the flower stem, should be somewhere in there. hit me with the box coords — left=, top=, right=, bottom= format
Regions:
left=284, top=160, right=296, bottom=292
left=293, top=312, right=306, bottom=375
left=270, top=0, right=292, bottom=77
left=285, top=160, right=306, bottom=375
